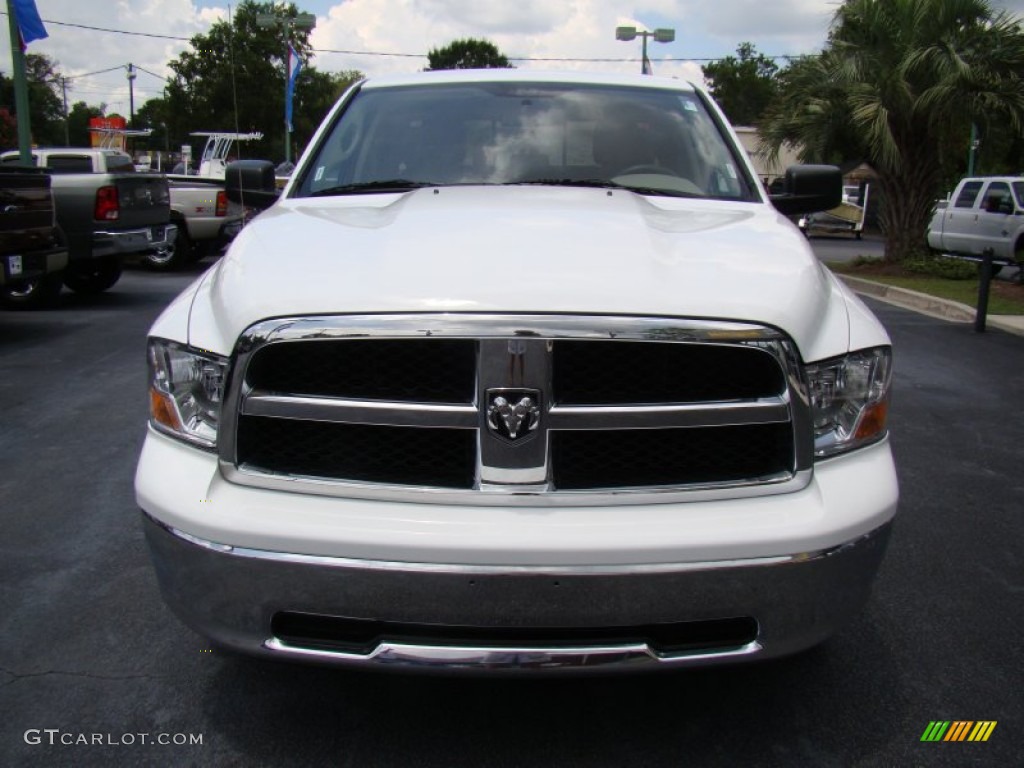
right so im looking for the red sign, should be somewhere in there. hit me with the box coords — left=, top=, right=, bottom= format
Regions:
left=89, top=116, right=127, bottom=148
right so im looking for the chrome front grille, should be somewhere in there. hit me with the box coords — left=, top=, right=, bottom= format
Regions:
left=219, top=315, right=813, bottom=506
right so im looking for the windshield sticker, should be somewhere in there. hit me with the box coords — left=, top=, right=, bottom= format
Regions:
left=315, top=166, right=325, bottom=182
left=681, top=99, right=698, bottom=113
left=726, top=164, right=737, bottom=179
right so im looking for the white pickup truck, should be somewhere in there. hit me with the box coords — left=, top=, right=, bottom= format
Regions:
left=136, top=70, right=898, bottom=673
left=147, top=175, right=244, bottom=270
left=927, top=176, right=1024, bottom=264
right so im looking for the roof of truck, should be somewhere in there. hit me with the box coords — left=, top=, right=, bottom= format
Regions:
left=358, top=69, right=701, bottom=93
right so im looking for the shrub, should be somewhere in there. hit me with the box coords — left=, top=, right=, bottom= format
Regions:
left=902, top=255, right=980, bottom=280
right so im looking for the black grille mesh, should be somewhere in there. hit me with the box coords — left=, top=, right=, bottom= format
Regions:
left=233, top=335, right=795, bottom=492
left=553, top=340, right=785, bottom=404
left=551, top=424, right=793, bottom=489
left=237, top=416, right=476, bottom=488
left=245, top=338, right=477, bottom=403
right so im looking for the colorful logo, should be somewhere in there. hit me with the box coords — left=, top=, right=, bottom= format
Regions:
left=920, top=721, right=997, bottom=742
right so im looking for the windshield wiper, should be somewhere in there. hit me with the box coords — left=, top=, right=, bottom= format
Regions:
left=511, top=178, right=698, bottom=198
left=309, top=179, right=436, bottom=197
left=513, top=178, right=618, bottom=189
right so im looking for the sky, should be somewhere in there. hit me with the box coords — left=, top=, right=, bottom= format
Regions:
left=4, top=0, right=1024, bottom=119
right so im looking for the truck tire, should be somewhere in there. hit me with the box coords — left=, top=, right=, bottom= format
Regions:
left=63, top=258, right=122, bottom=294
left=144, top=224, right=191, bottom=271
left=0, top=272, right=64, bottom=309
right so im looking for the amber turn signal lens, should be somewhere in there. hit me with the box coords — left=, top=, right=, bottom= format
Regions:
left=150, top=387, right=182, bottom=432
left=855, top=399, right=889, bottom=441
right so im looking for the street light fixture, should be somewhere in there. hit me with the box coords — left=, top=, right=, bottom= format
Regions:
left=615, top=26, right=675, bottom=75
left=256, top=11, right=316, bottom=164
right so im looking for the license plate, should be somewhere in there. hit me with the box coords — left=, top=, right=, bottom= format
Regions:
left=7, top=255, right=22, bottom=276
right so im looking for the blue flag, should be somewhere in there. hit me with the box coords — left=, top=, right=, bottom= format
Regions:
left=285, top=46, right=302, bottom=133
left=13, top=0, right=48, bottom=46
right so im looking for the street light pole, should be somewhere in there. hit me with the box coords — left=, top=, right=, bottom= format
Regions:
left=256, top=11, right=316, bottom=165
left=615, top=26, right=675, bottom=75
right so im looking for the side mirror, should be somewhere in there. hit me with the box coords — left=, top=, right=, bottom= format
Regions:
left=769, top=165, right=843, bottom=216
left=226, top=160, right=278, bottom=210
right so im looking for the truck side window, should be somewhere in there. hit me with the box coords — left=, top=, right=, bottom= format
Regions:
left=106, top=155, right=136, bottom=173
left=1013, top=181, right=1024, bottom=209
left=953, top=180, right=984, bottom=208
left=47, top=156, right=93, bottom=174
left=982, top=181, right=1011, bottom=213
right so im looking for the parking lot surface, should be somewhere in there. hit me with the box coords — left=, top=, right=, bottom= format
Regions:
left=1, top=264, right=1020, bottom=766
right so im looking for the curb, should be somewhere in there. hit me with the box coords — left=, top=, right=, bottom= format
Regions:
left=838, top=275, right=1024, bottom=337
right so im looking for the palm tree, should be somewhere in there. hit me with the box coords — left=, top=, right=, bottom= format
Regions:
left=760, top=0, right=1024, bottom=262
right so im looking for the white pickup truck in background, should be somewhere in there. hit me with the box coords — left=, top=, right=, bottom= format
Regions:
left=927, top=176, right=1024, bottom=266
left=150, top=175, right=244, bottom=270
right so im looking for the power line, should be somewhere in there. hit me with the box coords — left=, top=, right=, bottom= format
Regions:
left=33, top=16, right=189, bottom=42
left=65, top=65, right=126, bottom=79
left=133, top=65, right=166, bottom=81
left=2, top=11, right=810, bottom=66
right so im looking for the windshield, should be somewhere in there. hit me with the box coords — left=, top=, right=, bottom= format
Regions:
left=293, top=81, right=756, bottom=201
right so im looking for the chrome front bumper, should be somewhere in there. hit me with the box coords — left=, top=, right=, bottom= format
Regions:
left=143, top=513, right=891, bottom=673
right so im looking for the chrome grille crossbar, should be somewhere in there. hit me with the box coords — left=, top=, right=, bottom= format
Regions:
left=242, top=391, right=792, bottom=431
left=242, top=392, right=479, bottom=429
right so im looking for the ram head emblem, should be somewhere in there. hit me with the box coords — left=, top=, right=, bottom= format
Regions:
left=486, top=390, right=541, bottom=442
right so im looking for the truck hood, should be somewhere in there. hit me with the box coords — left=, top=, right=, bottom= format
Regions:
left=184, top=186, right=859, bottom=360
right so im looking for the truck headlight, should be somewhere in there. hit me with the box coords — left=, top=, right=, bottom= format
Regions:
left=147, top=339, right=226, bottom=449
left=806, top=347, right=892, bottom=458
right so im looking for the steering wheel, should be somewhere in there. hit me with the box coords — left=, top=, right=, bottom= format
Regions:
left=615, top=164, right=676, bottom=177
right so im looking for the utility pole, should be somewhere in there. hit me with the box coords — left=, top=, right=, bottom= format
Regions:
left=5, top=0, right=34, bottom=163
left=60, top=75, right=69, bottom=145
left=127, top=63, right=136, bottom=127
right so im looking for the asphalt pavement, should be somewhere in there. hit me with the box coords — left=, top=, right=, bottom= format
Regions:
left=1, top=262, right=1021, bottom=767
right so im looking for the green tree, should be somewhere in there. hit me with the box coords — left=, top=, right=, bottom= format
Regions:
left=701, top=43, right=779, bottom=126
left=0, top=54, right=66, bottom=147
left=759, top=0, right=1024, bottom=262
left=427, top=39, right=512, bottom=70
left=164, top=1, right=361, bottom=162
left=761, top=52, right=870, bottom=168
left=65, top=101, right=104, bottom=147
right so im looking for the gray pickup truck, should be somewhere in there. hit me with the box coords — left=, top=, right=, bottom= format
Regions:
left=0, top=166, right=68, bottom=307
left=1, top=148, right=174, bottom=301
